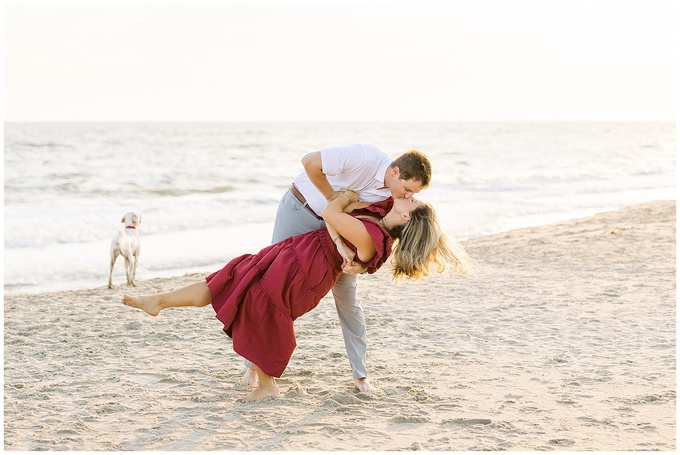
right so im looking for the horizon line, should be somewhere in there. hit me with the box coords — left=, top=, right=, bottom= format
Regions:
left=3, top=119, right=675, bottom=123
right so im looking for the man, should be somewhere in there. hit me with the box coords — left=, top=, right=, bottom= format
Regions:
left=242, top=143, right=432, bottom=392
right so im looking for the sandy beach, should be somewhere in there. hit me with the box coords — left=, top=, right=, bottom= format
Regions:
left=4, top=200, right=675, bottom=451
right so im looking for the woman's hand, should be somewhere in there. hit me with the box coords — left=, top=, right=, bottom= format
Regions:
left=334, top=236, right=368, bottom=274
left=342, top=189, right=359, bottom=203
left=334, top=238, right=356, bottom=268
left=321, top=189, right=377, bottom=265
left=326, top=191, right=345, bottom=202
left=342, top=262, right=368, bottom=275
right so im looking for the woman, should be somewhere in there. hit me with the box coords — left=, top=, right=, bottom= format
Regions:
left=122, top=190, right=470, bottom=402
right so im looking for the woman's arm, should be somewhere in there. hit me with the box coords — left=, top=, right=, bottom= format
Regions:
left=326, top=200, right=372, bottom=273
left=325, top=200, right=371, bottom=244
left=326, top=222, right=355, bottom=268
left=321, top=191, right=377, bottom=263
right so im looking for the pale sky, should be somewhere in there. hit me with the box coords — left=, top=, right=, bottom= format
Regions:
left=3, top=0, right=677, bottom=122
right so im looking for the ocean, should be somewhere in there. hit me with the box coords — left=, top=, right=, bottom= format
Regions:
left=3, top=122, right=675, bottom=296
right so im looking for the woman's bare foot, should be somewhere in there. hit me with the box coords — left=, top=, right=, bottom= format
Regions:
left=238, top=365, right=279, bottom=402
left=121, top=294, right=162, bottom=316
left=241, top=367, right=259, bottom=387
left=239, top=381, right=280, bottom=402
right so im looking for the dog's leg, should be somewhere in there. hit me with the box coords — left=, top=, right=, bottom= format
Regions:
left=132, top=252, right=139, bottom=286
left=108, top=251, right=119, bottom=289
left=109, top=250, right=119, bottom=289
left=124, top=255, right=133, bottom=286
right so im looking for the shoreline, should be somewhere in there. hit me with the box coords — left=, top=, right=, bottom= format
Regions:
left=4, top=200, right=676, bottom=451
left=4, top=199, right=675, bottom=298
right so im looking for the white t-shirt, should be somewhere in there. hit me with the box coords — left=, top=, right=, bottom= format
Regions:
left=292, top=143, right=392, bottom=216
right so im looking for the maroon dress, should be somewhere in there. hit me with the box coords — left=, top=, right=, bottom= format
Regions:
left=205, top=200, right=393, bottom=378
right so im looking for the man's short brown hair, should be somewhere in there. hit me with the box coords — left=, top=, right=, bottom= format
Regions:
left=390, top=150, right=432, bottom=188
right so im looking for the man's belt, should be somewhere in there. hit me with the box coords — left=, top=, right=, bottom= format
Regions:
left=290, top=184, right=323, bottom=220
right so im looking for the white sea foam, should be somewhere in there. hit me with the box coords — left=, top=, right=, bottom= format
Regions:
left=4, top=122, right=675, bottom=295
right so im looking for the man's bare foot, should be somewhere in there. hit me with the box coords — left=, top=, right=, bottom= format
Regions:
left=238, top=381, right=280, bottom=402
left=354, top=377, right=375, bottom=393
left=241, top=367, right=259, bottom=387
left=121, top=294, right=162, bottom=316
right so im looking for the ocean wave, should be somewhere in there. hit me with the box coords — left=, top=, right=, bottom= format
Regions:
left=7, top=141, right=75, bottom=149
left=144, top=186, right=234, bottom=196
left=3, top=121, right=675, bottom=295
left=5, top=184, right=236, bottom=197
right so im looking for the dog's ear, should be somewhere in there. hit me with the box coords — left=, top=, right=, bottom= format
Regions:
left=121, top=216, right=126, bottom=223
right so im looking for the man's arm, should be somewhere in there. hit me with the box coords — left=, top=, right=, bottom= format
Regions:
left=301, top=152, right=343, bottom=201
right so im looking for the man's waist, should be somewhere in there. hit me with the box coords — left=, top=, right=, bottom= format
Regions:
left=290, top=184, right=323, bottom=220
left=291, top=177, right=391, bottom=211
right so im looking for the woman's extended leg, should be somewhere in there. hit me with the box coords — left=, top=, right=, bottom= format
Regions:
left=122, top=281, right=212, bottom=316
left=240, top=364, right=281, bottom=402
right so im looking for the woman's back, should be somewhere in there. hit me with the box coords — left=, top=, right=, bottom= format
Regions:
left=206, top=209, right=393, bottom=378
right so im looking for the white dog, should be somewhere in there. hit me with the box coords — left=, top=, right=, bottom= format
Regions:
left=108, top=212, right=142, bottom=289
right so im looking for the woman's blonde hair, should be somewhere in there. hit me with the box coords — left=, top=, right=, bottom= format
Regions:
left=387, top=203, right=471, bottom=281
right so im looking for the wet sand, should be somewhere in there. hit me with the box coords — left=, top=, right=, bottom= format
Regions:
left=4, top=200, right=675, bottom=450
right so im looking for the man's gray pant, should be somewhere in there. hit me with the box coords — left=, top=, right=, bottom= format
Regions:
left=243, top=189, right=368, bottom=379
